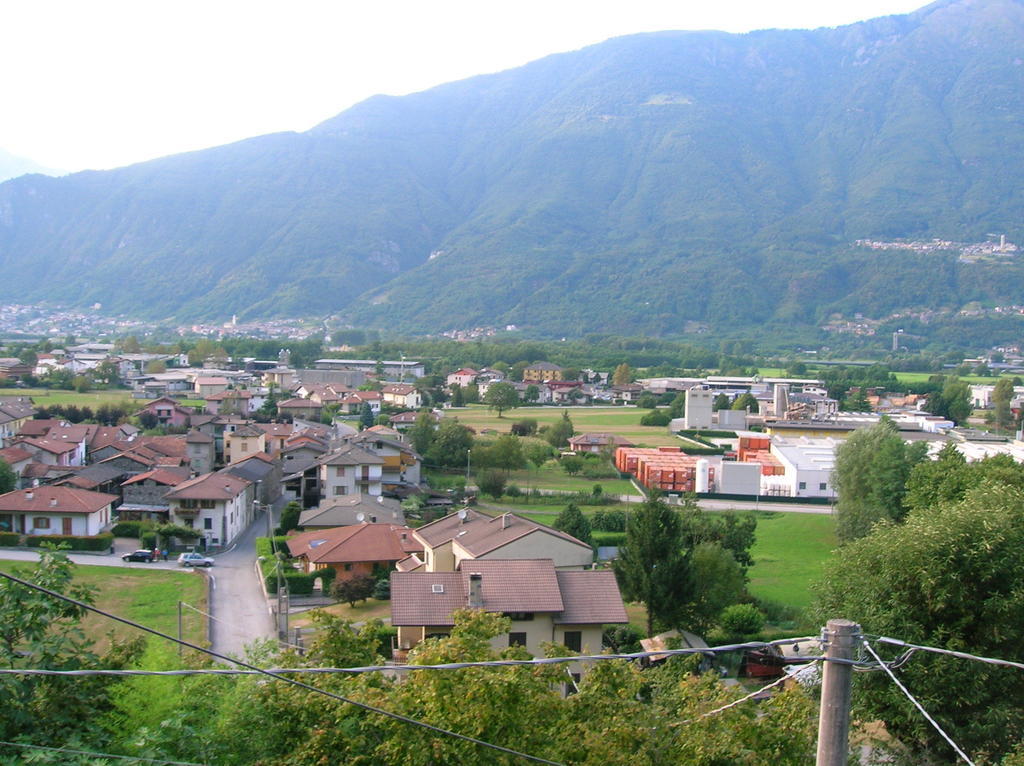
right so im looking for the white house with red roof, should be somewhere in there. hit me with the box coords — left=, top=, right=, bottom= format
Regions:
left=164, top=471, right=253, bottom=548
left=446, top=368, right=478, bottom=388
left=0, top=486, right=117, bottom=536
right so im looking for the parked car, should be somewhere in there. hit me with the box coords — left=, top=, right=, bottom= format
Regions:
left=178, top=551, right=214, bottom=568
left=122, top=549, right=155, bottom=563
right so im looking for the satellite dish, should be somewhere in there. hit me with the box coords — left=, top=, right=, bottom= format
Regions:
left=377, top=495, right=384, bottom=504
left=458, top=509, right=468, bottom=520
left=356, top=512, right=365, bottom=522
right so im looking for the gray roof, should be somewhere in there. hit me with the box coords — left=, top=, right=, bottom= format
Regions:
left=414, top=509, right=591, bottom=556
left=316, top=443, right=384, bottom=467
left=298, top=494, right=405, bottom=528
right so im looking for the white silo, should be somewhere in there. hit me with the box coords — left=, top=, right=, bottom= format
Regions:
left=695, top=458, right=711, bottom=493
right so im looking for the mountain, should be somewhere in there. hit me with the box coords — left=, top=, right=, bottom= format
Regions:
left=1, top=0, right=1024, bottom=337
left=0, top=148, right=61, bottom=183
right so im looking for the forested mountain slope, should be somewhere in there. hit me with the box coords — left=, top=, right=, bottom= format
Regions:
left=1, top=0, right=1022, bottom=335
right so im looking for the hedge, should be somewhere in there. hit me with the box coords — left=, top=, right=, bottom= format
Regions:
left=678, top=446, right=726, bottom=456
left=111, top=521, right=150, bottom=538
left=592, top=531, right=626, bottom=548
left=266, top=567, right=337, bottom=596
left=25, top=533, right=114, bottom=552
left=0, top=532, right=19, bottom=546
left=677, top=429, right=738, bottom=439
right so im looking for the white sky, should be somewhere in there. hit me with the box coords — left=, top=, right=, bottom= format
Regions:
left=0, top=0, right=927, bottom=172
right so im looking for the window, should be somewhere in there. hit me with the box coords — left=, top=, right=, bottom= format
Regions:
left=819, top=482, right=827, bottom=491
left=333, top=486, right=348, bottom=496
left=204, top=518, right=212, bottom=530
left=508, top=632, right=527, bottom=648
left=343, top=564, right=353, bottom=571
left=798, top=482, right=806, bottom=490
left=563, top=631, right=582, bottom=652
left=240, top=442, right=248, bottom=453
left=34, top=517, right=50, bottom=529
left=180, top=499, right=198, bottom=509
left=201, top=499, right=215, bottom=509
left=503, top=612, right=534, bottom=622
left=335, top=466, right=346, bottom=477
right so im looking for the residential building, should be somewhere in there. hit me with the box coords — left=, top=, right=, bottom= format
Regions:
left=223, top=424, right=266, bottom=465
left=277, top=398, right=323, bottom=421
left=164, top=471, right=254, bottom=548
left=347, top=432, right=421, bottom=490
left=411, top=509, right=593, bottom=573
left=446, top=368, right=478, bottom=388
left=380, top=383, right=422, bottom=410
left=391, top=559, right=627, bottom=661
left=287, top=523, right=422, bottom=581
left=0, top=485, right=116, bottom=536
left=185, top=430, right=216, bottom=474
left=194, top=376, right=230, bottom=398
left=0, top=397, right=35, bottom=442
left=298, top=494, right=405, bottom=529
left=316, top=443, right=384, bottom=499
left=522, top=362, right=564, bottom=382
left=134, top=397, right=194, bottom=429
left=567, top=433, right=634, bottom=454
left=118, top=467, right=190, bottom=521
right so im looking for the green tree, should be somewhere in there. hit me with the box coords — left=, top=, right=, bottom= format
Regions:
left=833, top=419, right=927, bottom=543
left=560, top=454, right=584, bottom=475
left=489, top=433, right=525, bottom=473
left=0, top=459, right=15, bottom=495
left=636, top=392, right=658, bottom=409
left=277, top=501, right=302, bottom=534
left=730, top=392, right=758, bottom=413
left=143, top=359, right=167, bottom=374
left=545, top=410, right=575, bottom=448
left=408, top=411, right=436, bottom=455
left=815, top=483, right=1024, bottom=762
left=426, top=419, right=473, bottom=469
left=330, top=574, right=376, bottom=608
left=523, top=383, right=540, bottom=403
left=928, top=376, right=971, bottom=424
left=476, top=469, right=507, bottom=500
left=993, top=376, right=1015, bottom=431
left=717, top=603, right=765, bottom=639
left=358, top=402, right=375, bottom=430
left=450, top=383, right=465, bottom=407
left=612, top=363, right=633, bottom=386
left=668, top=391, right=687, bottom=418
left=688, top=543, right=746, bottom=634
left=118, top=335, right=142, bottom=353
left=712, top=393, right=730, bottom=411
left=613, top=494, right=691, bottom=636
left=553, top=502, right=592, bottom=545
left=841, top=388, right=871, bottom=412
left=484, top=381, right=520, bottom=417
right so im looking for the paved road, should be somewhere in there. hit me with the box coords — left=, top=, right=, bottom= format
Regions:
left=518, top=488, right=834, bottom=515
left=0, top=504, right=281, bottom=662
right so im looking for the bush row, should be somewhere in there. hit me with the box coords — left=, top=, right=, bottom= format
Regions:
left=0, top=532, right=20, bottom=546
left=677, top=429, right=738, bottom=439
left=266, top=567, right=337, bottom=596
left=25, top=533, right=115, bottom=552
left=592, top=531, right=627, bottom=547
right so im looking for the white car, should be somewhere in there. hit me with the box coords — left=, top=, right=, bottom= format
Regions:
left=177, top=551, right=214, bottom=568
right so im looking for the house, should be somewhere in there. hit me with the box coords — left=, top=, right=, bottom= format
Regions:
left=316, top=443, right=384, bottom=499
left=388, top=411, right=420, bottom=430
left=314, top=358, right=425, bottom=380
left=0, top=485, right=117, bottom=536
left=391, top=558, right=627, bottom=661
left=365, top=424, right=404, bottom=441
left=135, top=397, right=194, bottom=429
left=164, top=471, right=254, bottom=548
left=338, top=391, right=382, bottom=416
left=204, top=389, right=255, bottom=416
left=194, top=376, right=230, bottom=398
left=118, top=467, right=190, bottom=521
left=547, top=381, right=590, bottom=404
left=11, top=434, right=84, bottom=467
left=223, top=452, right=281, bottom=506
left=0, top=446, right=33, bottom=487
left=0, top=398, right=36, bottom=442
left=611, top=384, right=644, bottom=404
left=347, top=432, right=422, bottom=490
left=185, top=430, right=216, bottom=474
left=567, top=433, right=634, bottom=454
left=255, top=422, right=294, bottom=453
left=380, top=383, right=422, bottom=410
left=55, top=462, right=130, bottom=497
left=412, top=509, right=594, bottom=572
left=277, top=398, right=323, bottom=421
left=298, top=494, right=406, bottom=529
left=287, top=523, right=422, bottom=581
left=0, top=358, right=33, bottom=381
left=446, top=368, right=478, bottom=388
left=522, top=362, right=564, bottom=383
left=223, top=424, right=266, bottom=465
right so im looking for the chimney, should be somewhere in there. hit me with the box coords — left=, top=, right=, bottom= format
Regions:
left=50, top=498, right=57, bottom=507
left=501, top=514, right=510, bottom=529
left=24, top=491, right=33, bottom=501
left=468, top=573, right=483, bottom=608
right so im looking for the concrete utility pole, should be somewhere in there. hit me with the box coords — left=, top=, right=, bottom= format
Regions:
left=816, top=619, right=860, bottom=766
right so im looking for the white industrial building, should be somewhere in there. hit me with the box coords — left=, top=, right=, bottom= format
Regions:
left=768, top=437, right=839, bottom=499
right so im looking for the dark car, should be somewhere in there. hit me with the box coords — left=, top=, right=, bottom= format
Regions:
left=122, top=549, right=155, bottom=562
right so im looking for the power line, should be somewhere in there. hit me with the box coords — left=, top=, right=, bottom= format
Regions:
left=873, top=636, right=1024, bottom=672
left=0, top=570, right=562, bottom=766
left=0, top=739, right=203, bottom=766
left=669, top=665, right=810, bottom=727
left=861, top=640, right=975, bottom=766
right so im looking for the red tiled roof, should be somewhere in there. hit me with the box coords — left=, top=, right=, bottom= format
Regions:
left=0, top=486, right=117, bottom=514
left=13, top=435, right=79, bottom=455
left=414, top=509, right=591, bottom=556
left=554, top=571, right=628, bottom=625
left=288, top=523, right=420, bottom=565
left=164, top=472, right=250, bottom=500
left=0, top=446, right=33, bottom=464
left=121, top=468, right=189, bottom=487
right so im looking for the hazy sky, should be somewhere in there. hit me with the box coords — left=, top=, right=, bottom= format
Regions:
left=1, top=0, right=927, bottom=172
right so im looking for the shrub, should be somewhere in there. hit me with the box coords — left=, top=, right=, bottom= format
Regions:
left=592, top=509, right=627, bottom=532
left=141, top=532, right=157, bottom=549
left=25, top=533, right=114, bottom=552
left=505, top=484, right=522, bottom=498
left=372, top=578, right=391, bottom=600
left=0, top=532, right=19, bottom=546
left=331, top=574, right=376, bottom=607
left=640, top=410, right=672, bottom=426
left=111, top=521, right=153, bottom=538
left=591, top=531, right=627, bottom=547
left=718, top=604, right=765, bottom=638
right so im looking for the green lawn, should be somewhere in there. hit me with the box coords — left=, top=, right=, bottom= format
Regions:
left=745, top=511, right=837, bottom=612
left=453, top=405, right=681, bottom=446
left=0, top=386, right=206, bottom=411
left=893, top=371, right=1001, bottom=384
left=502, top=462, right=637, bottom=496
left=0, top=561, right=208, bottom=649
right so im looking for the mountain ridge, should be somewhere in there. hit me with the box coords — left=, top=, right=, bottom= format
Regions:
left=1, top=0, right=1023, bottom=336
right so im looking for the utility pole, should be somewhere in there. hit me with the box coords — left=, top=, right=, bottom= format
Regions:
left=816, top=619, right=860, bottom=766
left=177, top=601, right=183, bottom=658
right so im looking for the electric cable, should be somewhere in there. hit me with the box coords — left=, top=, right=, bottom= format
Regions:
left=862, top=640, right=975, bottom=765
left=0, top=739, right=203, bottom=766
left=873, top=636, right=1024, bottom=672
left=0, top=569, right=563, bottom=766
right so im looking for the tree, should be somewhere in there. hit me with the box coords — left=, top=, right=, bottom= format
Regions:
left=688, top=543, right=746, bottom=634
left=833, top=419, right=927, bottom=543
left=815, top=483, right=1024, bottom=762
left=426, top=419, right=473, bottom=469
left=330, top=574, right=376, bottom=608
left=408, top=411, right=436, bottom=455
left=560, top=454, right=584, bottom=475
left=731, top=392, right=758, bottom=413
left=545, top=410, right=575, bottom=448
left=712, top=393, right=730, bottom=411
left=358, top=402, right=375, bottom=430
left=489, top=433, right=525, bottom=473
left=928, top=376, right=971, bottom=424
left=717, top=603, right=765, bottom=639
left=523, top=383, right=540, bottom=403
left=450, top=383, right=465, bottom=407
left=612, top=363, right=633, bottom=386
left=0, top=459, right=15, bottom=495
left=993, top=376, right=1015, bottom=431
left=636, top=392, right=658, bottom=409
left=553, top=502, right=592, bottom=545
left=484, top=381, right=520, bottom=417
left=613, top=495, right=691, bottom=636
left=668, top=392, right=687, bottom=418
left=476, top=469, right=506, bottom=500
left=144, top=359, right=167, bottom=374
left=277, top=501, right=302, bottom=534
left=510, top=418, right=538, bottom=436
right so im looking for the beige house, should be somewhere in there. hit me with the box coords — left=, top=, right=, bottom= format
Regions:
left=380, top=383, right=422, bottom=410
left=316, top=443, right=384, bottom=499
left=223, top=425, right=266, bottom=465
left=407, top=508, right=593, bottom=573
left=391, top=558, right=627, bottom=664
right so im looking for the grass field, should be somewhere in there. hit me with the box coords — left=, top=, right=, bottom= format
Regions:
left=291, top=598, right=392, bottom=628
left=0, top=560, right=208, bottom=649
left=746, top=511, right=836, bottom=612
left=502, top=463, right=637, bottom=496
left=0, top=385, right=206, bottom=411
left=452, top=405, right=682, bottom=447
left=893, top=371, right=1002, bottom=384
